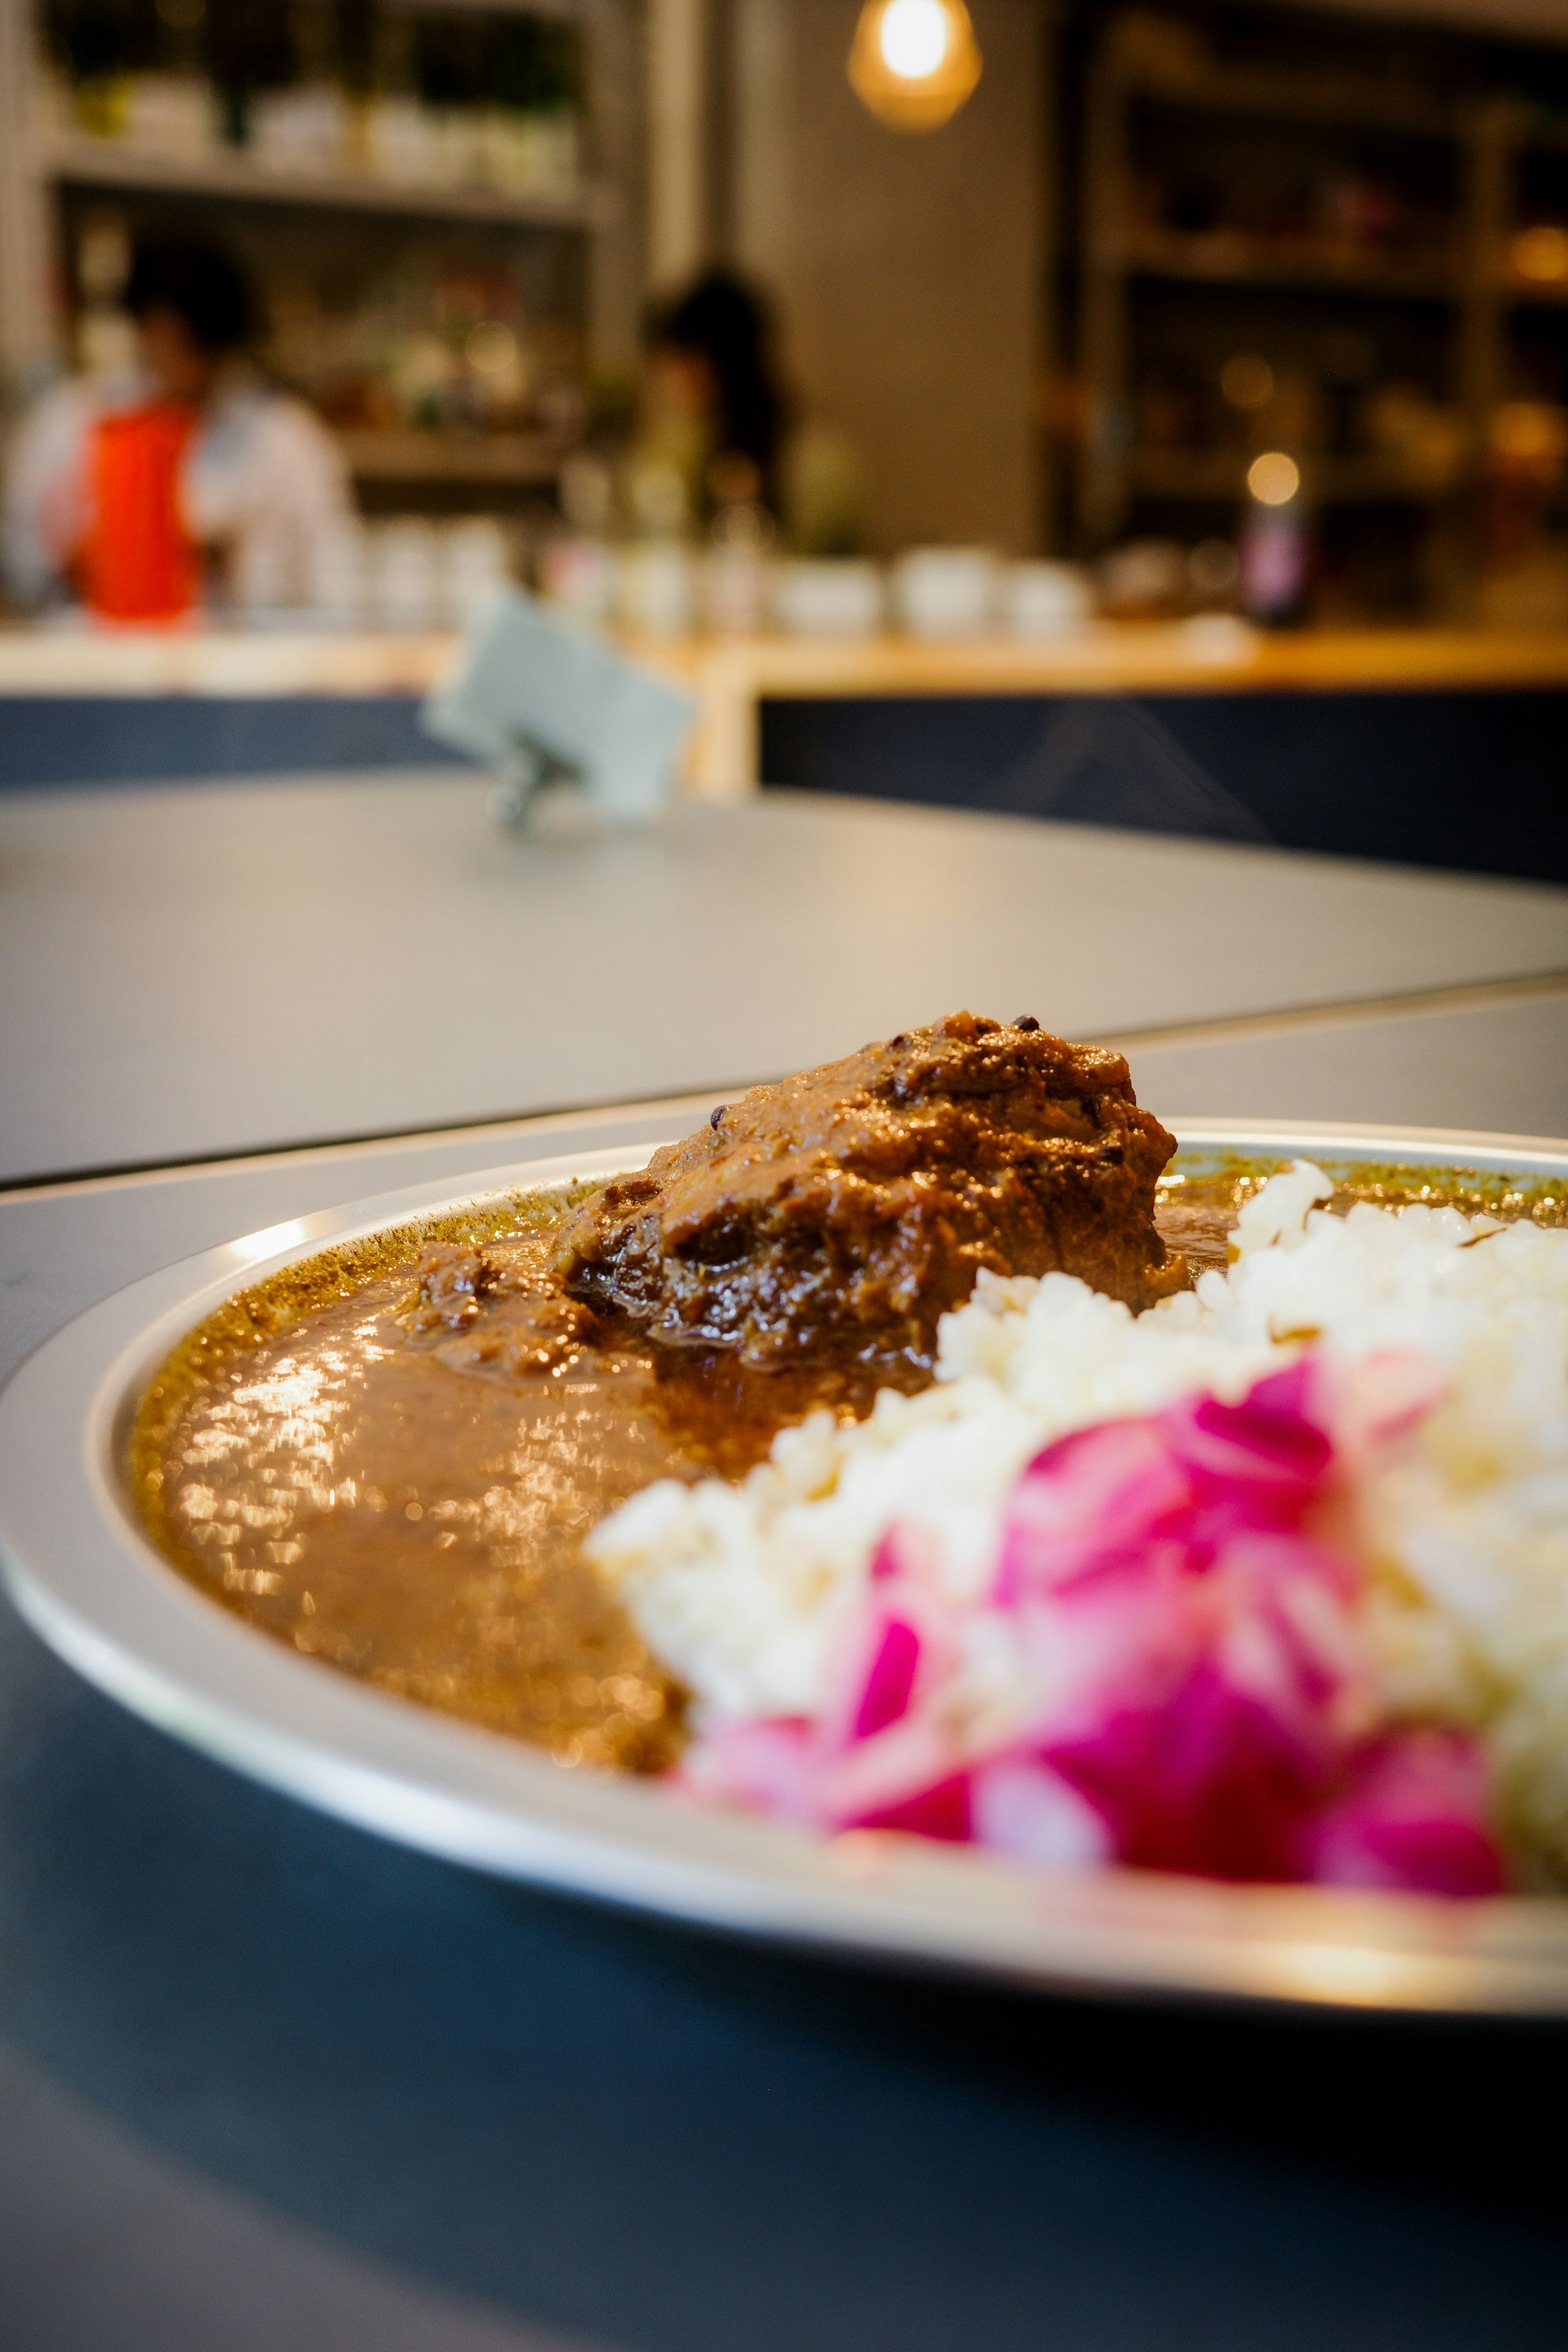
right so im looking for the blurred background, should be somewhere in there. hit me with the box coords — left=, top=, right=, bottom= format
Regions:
left=4, top=0, right=1568, bottom=871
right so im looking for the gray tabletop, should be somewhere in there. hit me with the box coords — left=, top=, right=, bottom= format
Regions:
left=4, top=775, right=1568, bottom=1183
left=5, top=776, right=1568, bottom=2350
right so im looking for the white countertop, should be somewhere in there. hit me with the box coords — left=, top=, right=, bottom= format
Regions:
left=4, top=775, right=1567, bottom=1185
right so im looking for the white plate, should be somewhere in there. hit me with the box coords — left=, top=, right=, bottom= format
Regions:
left=6, top=1121, right=1568, bottom=2017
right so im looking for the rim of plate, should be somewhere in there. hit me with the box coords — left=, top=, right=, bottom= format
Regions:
left=6, top=1117, right=1568, bottom=2018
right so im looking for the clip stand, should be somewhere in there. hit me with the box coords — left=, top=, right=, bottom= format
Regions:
left=422, top=588, right=695, bottom=831
left=482, top=737, right=587, bottom=833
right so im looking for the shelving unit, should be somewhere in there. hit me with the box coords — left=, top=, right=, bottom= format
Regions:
left=1078, top=27, right=1488, bottom=554
left=38, top=125, right=616, bottom=233
left=1112, top=54, right=1457, bottom=141
left=335, top=428, right=568, bottom=484
left=0, top=0, right=641, bottom=499
left=1074, top=23, right=1568, bottom=588
left=1127, top=450, right=1454, bottom=504
left=1122, top=227, right=1459, bottom=301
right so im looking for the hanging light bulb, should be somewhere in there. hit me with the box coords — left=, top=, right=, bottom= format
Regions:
left=848, top=0, right=982, bottom=133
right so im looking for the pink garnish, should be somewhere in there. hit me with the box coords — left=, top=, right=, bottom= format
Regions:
left=851, top=1617, right=923, bottom=1740
left=970, top=1758, right=1111, bottom=1869
left=676, top=1718, right=818, bottom=1821
left=1305, top=1731, right=1505, bottom=1898
left=855, top=1775, right=972, bottom=1842
left=676, top=1348, right=1507, bottom=1897
left=1003, top=1372, right=1368, bottom=1879
left=1180, top=1359, right=1333, bottom=1493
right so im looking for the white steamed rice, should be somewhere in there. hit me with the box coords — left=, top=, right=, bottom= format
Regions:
left=586, top=1161, right=1568, bottom=1876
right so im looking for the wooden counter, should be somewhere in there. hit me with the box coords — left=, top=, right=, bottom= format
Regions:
left=5, top=621, right=1568, bottom=796
left=0, top=628, right=455, bottom=699
left=640, top=625, right=1568, bottom=795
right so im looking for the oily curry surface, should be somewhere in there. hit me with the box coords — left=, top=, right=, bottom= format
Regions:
left=131, top=1158, right=1568, bottom=1772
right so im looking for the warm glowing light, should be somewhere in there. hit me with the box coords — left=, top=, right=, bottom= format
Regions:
left=1247, top=451, right=1301, bottom=506
left=880, top=0, right=948, bottom=78
left=848, top=0, right=981, bottom=131
left=1511, top=224, right=1568, bottom=285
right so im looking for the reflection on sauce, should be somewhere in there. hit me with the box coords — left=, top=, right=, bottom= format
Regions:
left=131, top=1158, right=1568, bottom=1770
left=133, top=1185, right=922, bottom=1774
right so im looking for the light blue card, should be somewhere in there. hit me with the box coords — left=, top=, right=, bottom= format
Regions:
left=421, top=587, right=695, bottom=823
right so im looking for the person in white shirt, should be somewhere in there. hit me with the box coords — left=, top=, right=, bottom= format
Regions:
left=2, top=237, right=352, bottom=619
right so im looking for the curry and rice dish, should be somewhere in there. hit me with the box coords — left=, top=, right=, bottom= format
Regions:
left=132, top=1014, right=1568, bottom=1895
left=134, top=1014, right=1177, bottom=1769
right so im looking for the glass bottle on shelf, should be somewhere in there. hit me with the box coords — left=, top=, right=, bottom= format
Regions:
left=1238, top=451, right=1309, bottom=628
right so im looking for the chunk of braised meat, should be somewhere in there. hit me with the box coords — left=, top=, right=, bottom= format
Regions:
left=408, top=1243, right=599, bottom=1374
left=555, top=1012, right=1185, bottom=1368
left=408, top=1243, right=502, bottom=1331
left=432, top=1290, right=600, bottom=1378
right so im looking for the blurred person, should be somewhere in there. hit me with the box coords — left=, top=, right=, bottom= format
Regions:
left=636, top=270, right=866, bottom=556
left=2, top=237, right=352, bottom=621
